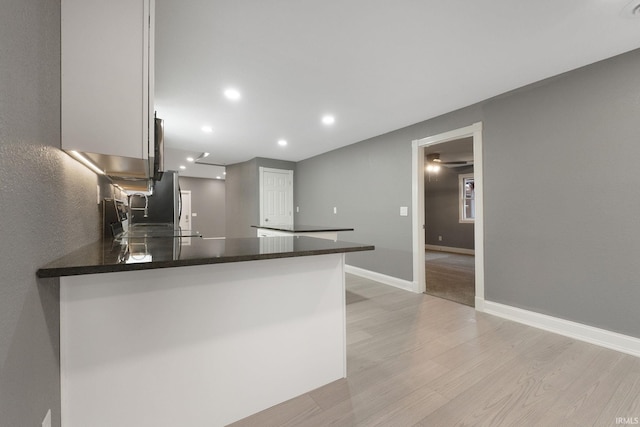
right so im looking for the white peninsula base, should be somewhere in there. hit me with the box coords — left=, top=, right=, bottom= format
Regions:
left=60, top=253, right=346, bottom=426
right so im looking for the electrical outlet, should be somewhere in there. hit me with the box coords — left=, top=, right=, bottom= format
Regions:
left=192, top=212, right=197, bottom=217
left=333, top=207, right=337, bottom=214
left=438, top=235, right=443, bottom=241
left=296, top=206, right=299, bottom=213
left=42, top=409, right=51, bottom=427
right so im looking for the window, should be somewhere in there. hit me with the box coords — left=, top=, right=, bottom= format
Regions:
left=459, top=173, right=475, bottom=223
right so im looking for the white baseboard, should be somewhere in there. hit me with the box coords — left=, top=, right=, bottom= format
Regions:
left=345, top=265, right=417, bottom=293
left=484, top=301, right=640, bottom=358
left=425, top=244, right=474, bottom=255
left=344, top=267, right=640, bottom=358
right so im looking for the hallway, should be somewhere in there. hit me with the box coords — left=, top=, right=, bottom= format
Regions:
left=425, top=251, right=475, bottom=307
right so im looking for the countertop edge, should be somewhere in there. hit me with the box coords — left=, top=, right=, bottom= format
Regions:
left=36, top=244, right=375, bottom=278
left=251, top=225, right=355, bottom=232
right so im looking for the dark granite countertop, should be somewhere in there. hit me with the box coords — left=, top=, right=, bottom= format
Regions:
left=119, top=223, right=202, bottom=239
left=36, top=236, right=374, bottom=278
left=251, top=225, right=355, bottom=232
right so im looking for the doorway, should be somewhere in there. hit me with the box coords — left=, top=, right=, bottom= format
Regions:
left=424, top=138, right=475, bottom=306
left=179, top=190, right=192, bottom=230
left=411, top=122, right=485, bottom=310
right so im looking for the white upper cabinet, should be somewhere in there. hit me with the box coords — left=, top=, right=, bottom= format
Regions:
left=62, top=0, right=154, bottom=160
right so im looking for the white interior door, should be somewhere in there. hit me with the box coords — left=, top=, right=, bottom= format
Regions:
left=179, top=190, right=192, bottom=230
left=259, top=167, right=293, bottom=227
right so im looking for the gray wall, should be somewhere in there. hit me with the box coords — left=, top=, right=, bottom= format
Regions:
left=226, top=157, right=296, bottom=238
left=481, top=49, right=640, bottom=337
left=295, top=133, right=414, bottom=280
left=178, top=176, right=226, bottom=237
left=0, top=0, right=110, bottom=424
left=296, top=48, right=640, bottom=338
left=425, top=165, right=475, bottom=249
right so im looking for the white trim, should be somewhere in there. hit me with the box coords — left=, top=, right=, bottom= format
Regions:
left=484, top=301, right=640, bottom=358
left=345, top=265, right=418, bottom=293
left=411, top=140, right=425, bottom=296
left=145, top=0, right=154, bottom=161
left=412, top=122, right=485, bottom=309
left=425, top=244, right=475, bottom=255
left=472, top=126, right=485, bottom=307
left=340, top=254, right=347, bottom=377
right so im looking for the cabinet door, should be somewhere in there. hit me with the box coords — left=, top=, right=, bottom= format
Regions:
left=62, top=0, right=152, bottom=159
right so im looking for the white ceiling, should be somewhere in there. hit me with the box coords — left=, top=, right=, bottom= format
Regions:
left=155, top=0, right=640, bottom=178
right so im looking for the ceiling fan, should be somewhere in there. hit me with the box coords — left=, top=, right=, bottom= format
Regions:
left=426, top=153, right=473, bottom=167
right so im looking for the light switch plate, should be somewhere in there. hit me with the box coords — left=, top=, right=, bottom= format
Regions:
left=400, top=206, right=408, bottom=216
left=192, top=212, right=197, bottom=217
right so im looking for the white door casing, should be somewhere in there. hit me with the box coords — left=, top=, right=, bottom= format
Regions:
left=412, top=122, right=485, bottom=310
left=259, top=167, right=294, bottom=227
left=179, top=190, right=191, bottom=230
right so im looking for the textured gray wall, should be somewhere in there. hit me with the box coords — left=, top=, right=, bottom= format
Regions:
left=425, top=165, right=475, bottom=249
left=225, top=157, right=296, bottom=238
left=296, top=48, right=640, bottom=338
left=0, top=0, right=107, bottom=425
left=178, top=176, right=226, bottom=237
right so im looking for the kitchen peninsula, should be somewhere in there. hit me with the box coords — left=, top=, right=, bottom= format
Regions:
left=38, top=236, right=373, bottom=426
left=253, top=224, right=355, bottom=240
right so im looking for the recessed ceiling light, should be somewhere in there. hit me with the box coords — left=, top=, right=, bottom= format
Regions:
left=224, top=88, right=241, bottom=101
left=186, top=157, right=194, bottom=162
left=179, top=165, right=186, bottom=170
left=278, top=139, right=288, bottom=146
left=201, top=125, right=213, bottom=133
left=216, top=176, right=222, bottom=179
left=322, top=115, right=335, bottom=125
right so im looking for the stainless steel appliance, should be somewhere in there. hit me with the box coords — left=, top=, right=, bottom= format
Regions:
left=103, top=198, right=128, bottom=238
left=69, top=115, right=165, bottom=192
left=153, top=115, right=165, bottom=182
left=128, top=170, right=181, bottom=226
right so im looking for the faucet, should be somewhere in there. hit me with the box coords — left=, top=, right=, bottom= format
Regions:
left=129, top=193, right=149, bottom=219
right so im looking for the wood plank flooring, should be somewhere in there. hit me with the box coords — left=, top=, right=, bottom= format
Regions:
left=425, top=251, right=475, bottom=307
left=229, top=274, right=640, bottom=427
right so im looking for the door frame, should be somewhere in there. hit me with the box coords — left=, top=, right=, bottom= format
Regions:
left=412, top=122, right=485, bottom=310
left=259, top=167, right=294, bottom=227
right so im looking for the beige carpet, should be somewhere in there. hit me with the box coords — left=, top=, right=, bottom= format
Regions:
left=425, top=251, right=475, bottom=307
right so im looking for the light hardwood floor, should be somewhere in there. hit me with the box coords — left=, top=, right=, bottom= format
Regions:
left=229, top=274, right=640, bottom=427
